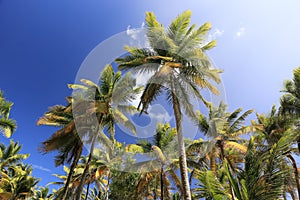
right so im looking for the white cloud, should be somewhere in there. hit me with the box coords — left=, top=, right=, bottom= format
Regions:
left=205, top=28, right=224, bottom=47
left=148, top=104, right=173, bottom=123
left=32, top=164, right=51, bottom=173
left=126, top=22, right=149, bottom=47
left=235, top=27, right=246, bottom=37
left=209, top=28, right=224, bottom=40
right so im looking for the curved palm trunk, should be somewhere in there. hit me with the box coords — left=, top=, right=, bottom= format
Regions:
left=62, top=143, right=83, bottom=200
left=75, top=134, right=97, bottom=200
left=75, top=115, right=103, bottom=200
left=287, top=154, right=300, bottom=199
left=171, top=81, right=191, bottom=200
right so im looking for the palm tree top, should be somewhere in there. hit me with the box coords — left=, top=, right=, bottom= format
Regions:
left=0, top=90, right=17, bottom=138
left=116, top=10, right=222, bottom=119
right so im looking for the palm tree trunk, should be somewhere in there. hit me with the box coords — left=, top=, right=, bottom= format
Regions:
left=62, top=143, right=83, bottom=200
left=171, top=80, right=191, bottom=200
left=188, top=169, right=194, bottom=189
left=84, top=182, right=91, bottom=200
left=75, top=115, right=103, bottom=200
left=287, top=154, right=300, bottom=199
left=297, top=138, right=300, bottom=154
left=210, top=148, right=217, bottom=174
left=75, top=134, right=97, bottom=200
left=161, top=166, right=164, bottom=200
left=105, top=170, right=111, bottom=200
left=219, top=143, right=235, bottom=200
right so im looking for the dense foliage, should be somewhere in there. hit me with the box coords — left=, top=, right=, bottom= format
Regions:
left=1, top=10, right=300, bottom=200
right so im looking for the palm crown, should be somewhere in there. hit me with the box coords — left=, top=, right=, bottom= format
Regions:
left=116, top=10, right=222, bottom=200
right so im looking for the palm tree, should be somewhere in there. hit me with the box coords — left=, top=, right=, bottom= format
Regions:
left=37, top=97, right=83, bottom=200
left=0, top=141, right=38, bottom=200
left=0, top=140, right=29, bottom=170
left=48, top=165, right=86, bottom=199
left=130, top=123, right=180, bottom=199
left=0, top=164, right=39, bottom=200
left=0, top=90, right=16, bottom=138
left=116, top=10, right=222, bottom=200
left=32, top=186, right=54, bottom=200
left=76, top=144, right=119, bottom=200
left=70, top=65, right=142, bottom=199
left=193, top=168, right=232, bottom=199
left=194, top=102, right=252, bottom=174
left=254, top=106, right=300, bottom=199
left=189, top=103, right=252, bottom=199
left=280, top=66, right=300, bottom=152
left=228, top=132, right=296, bottom=200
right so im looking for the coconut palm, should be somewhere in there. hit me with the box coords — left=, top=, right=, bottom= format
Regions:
left=48, top=165, right=82, bottom=199
left=116, top=10, right=222, bottom=200
left=0, top=140, right=29, bottom=170
left=76, top=142, right=123, bottom=200
left=0, top=164, right=39, bottom=200
left=254, top=106, right=300, bottom=199
left=70, top=65, right=142, bottom=199
left=194, top=102, right=253, bottom=174
left=129, top=123, right=181, bottom=199
left=0, top=90, right=16, bottom=138
left=280, top=67, right=300, bottom=153
left=0, top=141, right=37, bottom=200
left=193, top=168, right=232, bottom=200
left=228, top=131, right=296, bottom=200
left=188, top=103, right=252, bottom=199
left=37, top=97, right=83, bottom=200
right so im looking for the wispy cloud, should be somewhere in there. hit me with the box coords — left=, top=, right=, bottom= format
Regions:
left=208, top=28, right=224, bottom=40
left=126, top=22, right=149, bottom=47
left=148, top=105, right=173, bottom=123
left=235, top=27, right=246, bottom=37
left=32, top=164, right=51, bottom=173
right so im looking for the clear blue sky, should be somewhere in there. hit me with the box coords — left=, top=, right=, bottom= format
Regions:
left=1, top=0, right=300, bottom=187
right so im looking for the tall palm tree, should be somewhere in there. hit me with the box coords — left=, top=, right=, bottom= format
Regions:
left=0, top=90, right=16, bottom=138
left=116, top=10, right=222, bottom=200
left=70, top=65, right=142, bottom=199
left=37, top=97, right=83, bottom=200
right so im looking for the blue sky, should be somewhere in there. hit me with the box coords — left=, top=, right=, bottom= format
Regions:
left=1, top=0, right=300, bottom=187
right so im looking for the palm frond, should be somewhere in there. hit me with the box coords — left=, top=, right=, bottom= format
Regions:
left=112, top=108, right=136, bottom=135
left=0, top=118, right=16, bottom=138
left=167, top=10, right=192, bottom=45
left=194, top=169, right=231, bottom=200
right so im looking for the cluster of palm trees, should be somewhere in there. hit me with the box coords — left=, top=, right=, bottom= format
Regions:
left=0, top=10, right=300, bottom=200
